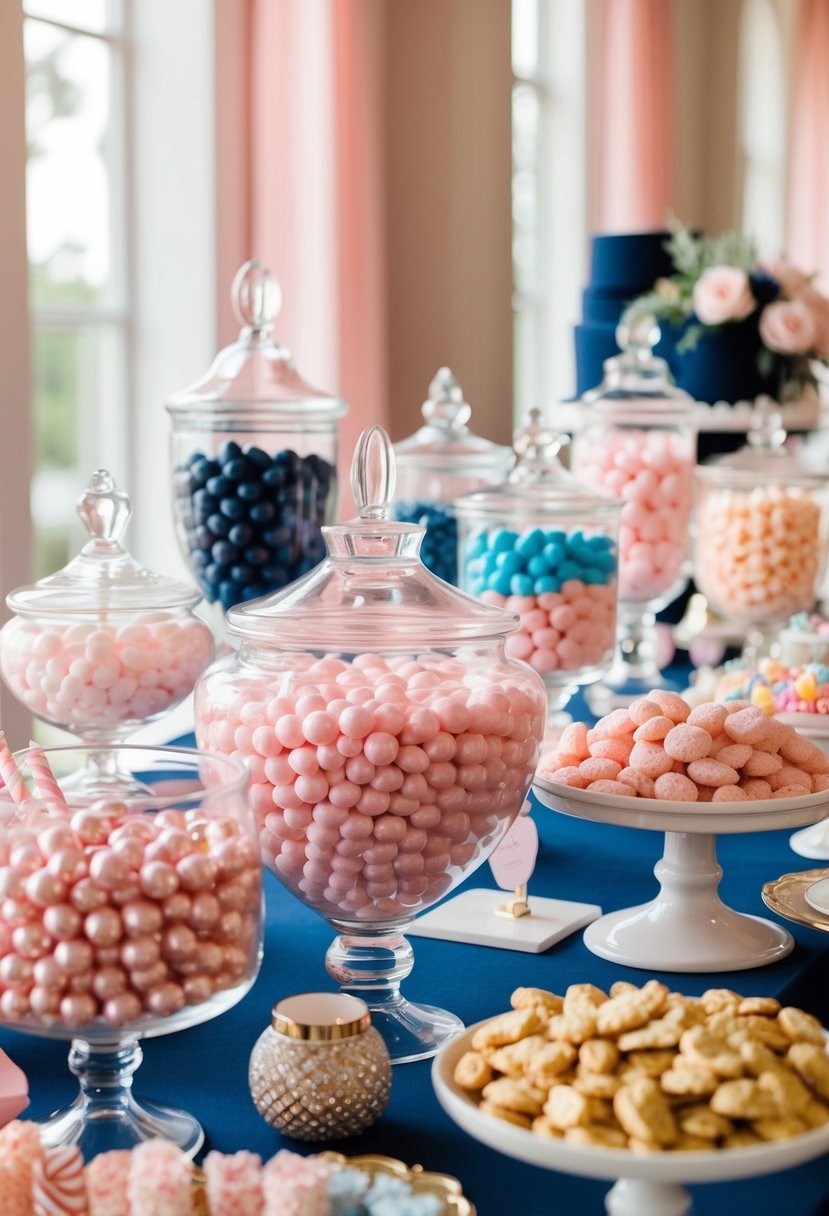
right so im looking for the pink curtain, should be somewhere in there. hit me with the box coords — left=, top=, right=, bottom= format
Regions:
left=787, top=0, right=829, bottom=289
left=249, top=0, right=388, bottom=514
left=597, top=0, right=675, bottom=232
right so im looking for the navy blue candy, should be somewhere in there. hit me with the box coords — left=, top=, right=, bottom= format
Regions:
left=463, top=524, right=617, bottom=598
left=175, top=443, right=336, bottom=612
left=392, top=500, right=459, bottom=585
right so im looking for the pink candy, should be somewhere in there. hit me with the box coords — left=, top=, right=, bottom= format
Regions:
left=539, top=691, right=829, bottom=802
left=195, top=652, right=545, bottom=922
left=572, top=430, right=694, bottom=604
left=0, top=614, right=213, bottom=731
left=488, top=581, right=616, bottom=676
left=0, top=801, right=260, bottom=1030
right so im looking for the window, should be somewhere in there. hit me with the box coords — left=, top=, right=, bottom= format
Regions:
left=511, top=0, right=589, bottom=422
left=738, top=0, right=787, bottom=254
left=24, top=0, right=130, bottom=577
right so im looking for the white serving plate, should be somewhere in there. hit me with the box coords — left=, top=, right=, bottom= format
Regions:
left=433, top=1022, right=829, bottom=1216
left=804, top=875, right=829, bottom=916
left=532, top=778, right=829, bottom=971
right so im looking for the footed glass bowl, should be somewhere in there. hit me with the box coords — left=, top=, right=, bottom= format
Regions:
left=0, top=746, right=262, bottom=1158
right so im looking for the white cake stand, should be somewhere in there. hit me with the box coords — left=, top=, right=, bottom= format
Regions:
left=532, top=778, right=829, bottom=971
left=433, top=1025, right=829, bottom=1216
left=774, top=713, right=829, bottom=859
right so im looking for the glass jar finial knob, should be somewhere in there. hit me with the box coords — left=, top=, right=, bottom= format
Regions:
left=616, top=311, right=661, bottom=357
left=231, top=259, right=282, bottom=332
left=421, top=366, right=471, bottom=429
left=76, top=470, right=131, bottom=547
left=351, top=425, right=396, bottom=521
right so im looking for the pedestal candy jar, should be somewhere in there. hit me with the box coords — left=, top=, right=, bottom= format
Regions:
left=570, top=317, right=697, bottom=708
left=0, top=471, right=214, bottom=795
left=194, top=426, right=547, bottom=1064
left=391, top=368, right=513, bottom=585
left=694, top=402, right=829, bottom=658
left=166, top=259, right=347, bottom=616
left=454, top=410, right=621, bottom=727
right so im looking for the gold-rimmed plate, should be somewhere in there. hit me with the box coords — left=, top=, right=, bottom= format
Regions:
left=192, top=1152, right=475, bottom=1215
left=762, top=866, right=829, bottom=932
left=320, top=1152, right=475, bottom=1214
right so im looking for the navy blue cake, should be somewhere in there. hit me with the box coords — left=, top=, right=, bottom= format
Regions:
left=574, top=232, right=778, bottom=403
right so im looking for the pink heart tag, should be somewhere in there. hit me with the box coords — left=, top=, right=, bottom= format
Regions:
left=489, top=815, right=539, bottom=891
left=0, top=1047, right=28, bottom=1127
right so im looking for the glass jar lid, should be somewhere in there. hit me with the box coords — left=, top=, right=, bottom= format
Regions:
left=226, top=426, right=520, bottom=647
left=580, top=315, right=695, bottom=425
left=165, top=260, right=347, bottom=423
left=393, top=367, right=514, bottom=474
left=453, top=410, right=623, bottom=520
left=6, top=471, right=202, bottom=615
left=270, top=993, right=372, bottom=1041
left=696, top=399, right=827, bottom=488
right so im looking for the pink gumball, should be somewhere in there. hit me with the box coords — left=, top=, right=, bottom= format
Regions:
left=120, top=936, right=161, bottom=971
left=59, top=992, right=97, bottom=1025
left=69, top=880, right=108, bottom=914
left=103, top=991, right=143, bottom=1026
left=176, top=854, right=218, bottom=892
left=84, top=907, right=123, bottom=948
left=121, top=899, right=163, bottom=938
left=139, top=860, right=179, bottom=900
left=162, top=892, right=192, bottom=922
left=24, top=868, right=67, bottom=908
left=47, top=848, right=87, bottom=885
left=11, top=923, right=52, bottom=960
left=92, top=965, right=128, bottom=1001
left=182, top=974, right=214, bottom=1004
left=0, top=953, right=34, bottom=986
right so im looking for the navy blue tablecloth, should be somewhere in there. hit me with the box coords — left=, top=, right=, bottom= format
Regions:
left=3, top=727, right=829, bottom=1215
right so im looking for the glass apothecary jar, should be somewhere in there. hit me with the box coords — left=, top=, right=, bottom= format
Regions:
left=454, top=410, right=621, bottom=726
left=0, top=471, right=214, bottom=794
left=392, top=368, right=513, bottom=585
left=570, top=317, right=697, bottom=706
left=694, top=402, right=829, bottom=657
left=194, top=426, right=547, bottom=1064
left=166, top=260, right=348, bottom=616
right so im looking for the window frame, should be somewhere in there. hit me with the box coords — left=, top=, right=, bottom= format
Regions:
left=1, top=0, right=224, bottom=738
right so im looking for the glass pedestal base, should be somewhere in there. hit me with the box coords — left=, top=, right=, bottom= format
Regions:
left=326, top=930, right=464, bottom=1064
left=588, top=607, right=682, bottom=714
left=37, top=1040, right=204, bottom=1159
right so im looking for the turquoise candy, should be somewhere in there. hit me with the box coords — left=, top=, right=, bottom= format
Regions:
left=464, top=525, right=617, bottom=596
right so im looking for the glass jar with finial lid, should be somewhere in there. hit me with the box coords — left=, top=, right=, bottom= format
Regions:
left=194, top=423, right=546, bottom=1062
left=166, top=259, right=348, bottom=617
left=0, top=469, right=214, bottom=794
left=694, top=398, right=829, bottom=661
left=391, top=367, right=513, bottom=585
left=454, top=409, right=622, bottom=727
left=569, top=315, right=697, bottom=710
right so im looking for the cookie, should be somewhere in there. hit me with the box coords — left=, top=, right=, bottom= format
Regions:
left=453, top=1051, right=493, bottom=1090
left=613, top=1078, right=678, bottom=1146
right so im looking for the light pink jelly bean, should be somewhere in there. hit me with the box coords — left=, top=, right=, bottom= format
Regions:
left=0, top=614, right=213, bottom=731
left=195, top=653, right=544, bottom=923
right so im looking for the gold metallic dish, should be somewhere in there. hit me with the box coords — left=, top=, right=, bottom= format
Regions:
left=191, top=1152, right=475, bottom=1215
left=762, top=866, right=829, bottom=932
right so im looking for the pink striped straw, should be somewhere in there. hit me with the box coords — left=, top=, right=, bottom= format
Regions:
left=0, top=730, right=30, bottom=805
left=26, top=741, right=68, bottom=814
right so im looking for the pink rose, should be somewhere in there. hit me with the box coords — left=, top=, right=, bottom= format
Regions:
left=758, top=256, right=811, bottom=299
left=692, top=266, right=756, bottom=325
left=759, top=298, right=818, bottom=355
left=799, top=286, right=829, bottom=357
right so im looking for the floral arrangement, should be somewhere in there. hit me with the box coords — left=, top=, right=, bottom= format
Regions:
left=627, top=219, right=829, bottom=397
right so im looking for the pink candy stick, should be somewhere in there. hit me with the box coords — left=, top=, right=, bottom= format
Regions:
left=26, top=741, right=69, bottom=814
left=0, top=731, right=29, bottom=805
